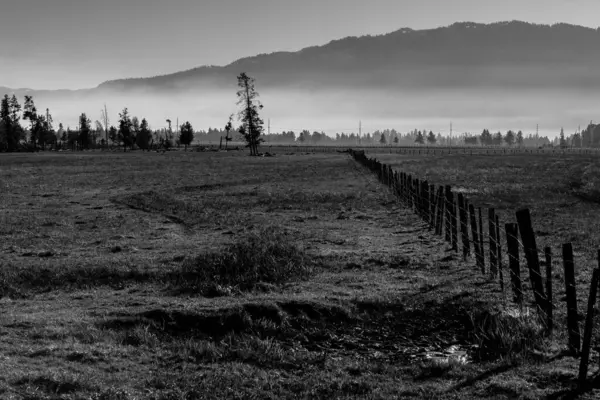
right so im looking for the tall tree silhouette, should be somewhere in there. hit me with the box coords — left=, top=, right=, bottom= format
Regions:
left=236, top=72, right=264, bottom=156
left=79, top=113, right=91, bottom=149
left=136, top=118, right=152, bottom=150
left=118, top=108, right=133, bottom=152
left=1, top=95, right=22, bottom=151
left=179, top=121, right=194, bottom=150
left=23, top=95, right=38, bottom=150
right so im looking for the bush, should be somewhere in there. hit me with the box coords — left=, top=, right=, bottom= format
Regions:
left=176, top=227, right=311, bottom=295
left=470, top=308, right=547, bottom=361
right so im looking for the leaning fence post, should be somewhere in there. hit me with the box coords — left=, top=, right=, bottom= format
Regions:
left=563, top=243, right=581, bottom=355
left=578, top=265, right=600, bottom=384
left=506, top=223, right=522, bottom=306
left=516, top=209, right=547, bottom=315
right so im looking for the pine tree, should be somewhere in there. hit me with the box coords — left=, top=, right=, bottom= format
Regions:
left=516, top=130, right=524, bottom=147
left=109, top=126, right=118, bottom=146
left=480, top=129, right=492, bottom=146
left=504, top=130, right=515, bottom=146
left=118, top=108, right=132, bottom=152
left=559, top=128, right=566, bottom=147
left=493, top=131, right=503, bottom=146
left=236, top=72, right=264, bottom=155
left=79, top=113, right=91, bottom=149
left=379, top=133, right=387, bottom=145
left=136, top=118, right=152, bottom=150
left=179, top=121, right=194, bottom=150
left=426, top=130, right=437, bottom=144
left=415, top=131, right=425, bottom=144
left=23, top=95, right=38, bottom=150
left=1, top=95, right=22, bottom=151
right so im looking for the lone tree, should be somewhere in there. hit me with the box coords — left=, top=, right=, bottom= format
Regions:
left=179, top=121, right=194, bottom=150
left=236, top=72, right=264, bottom=156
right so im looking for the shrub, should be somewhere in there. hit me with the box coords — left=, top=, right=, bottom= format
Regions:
left=470, top=308, right=547, bottom=361
left=176, top=227, right=311, bottom=295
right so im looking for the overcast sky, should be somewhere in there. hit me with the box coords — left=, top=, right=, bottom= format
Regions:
left=1, top=0, right=598, bottom=90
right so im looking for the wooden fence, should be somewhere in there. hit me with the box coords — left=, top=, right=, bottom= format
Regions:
left=190, top=142, right=600, bottom=156
left=349, top=148, right=600, bottom=386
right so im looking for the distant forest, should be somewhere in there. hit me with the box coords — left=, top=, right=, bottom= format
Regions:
left=1, top=93, right=598, bottom=151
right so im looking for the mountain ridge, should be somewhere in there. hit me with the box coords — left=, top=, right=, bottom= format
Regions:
left=3, top=20, right=600, bottom=95
left=93, top=20, right=600, bottom=93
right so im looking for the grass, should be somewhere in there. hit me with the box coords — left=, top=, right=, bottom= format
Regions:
left=1, top=149, right=599, bottom=398
left=0, top=226, right=312, bottom=297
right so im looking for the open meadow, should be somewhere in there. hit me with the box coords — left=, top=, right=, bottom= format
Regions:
left=0, top=149, right=599, bottom=399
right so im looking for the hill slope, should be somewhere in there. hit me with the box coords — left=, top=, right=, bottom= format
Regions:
left=94, top=21, right=600, bottom=93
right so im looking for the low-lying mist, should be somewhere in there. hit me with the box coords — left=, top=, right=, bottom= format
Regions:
left=19, top=86, right=600, bottom=138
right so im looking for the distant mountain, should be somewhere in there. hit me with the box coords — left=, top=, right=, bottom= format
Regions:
left=91, top=21, right=600, bottom=93
left=3, top=21, right=599, bottom=134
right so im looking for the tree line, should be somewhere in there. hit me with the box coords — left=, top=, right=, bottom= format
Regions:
left=3, top=71, right=598, bottom=153
left=0, top=94, right=195, bottom=152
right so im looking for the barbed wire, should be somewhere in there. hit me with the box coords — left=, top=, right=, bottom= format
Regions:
left=349, top=149, right=598, bottom=352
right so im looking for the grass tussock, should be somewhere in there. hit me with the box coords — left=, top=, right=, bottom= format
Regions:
left=470, top=308, right=548, bottom=361
left=175, top=227, right=312, bottom=295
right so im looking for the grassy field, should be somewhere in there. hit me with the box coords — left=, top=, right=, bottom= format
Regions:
left=0, top=149, right=598, bottom=399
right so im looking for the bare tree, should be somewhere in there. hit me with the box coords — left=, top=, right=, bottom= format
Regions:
left=100, top=104, right=109, bottom=149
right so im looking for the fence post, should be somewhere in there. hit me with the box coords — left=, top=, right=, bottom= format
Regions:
left=578, top=266, right=600, bottom=384
left=478, top=207, right=485, bottom=272
left=444, top=186, right=452, bottom=243
left=450, top=191, right=458, bottom=251
left=458, top=193, right=470, bottom=260
left=516, top=209, right=547, bottom=315
left=407, top=175, right=413, bottom=208
left=506, top=223, right=522, bottom=306
left=436, top=187, right=444, bottom=236
left=423, top=181, right=430, bottom=225
left=496, top=215, right=504, bottom=293
left=489, top=208, right=498, bottom=277
left=469, top=204, right=484, bottom=273
left=544, top=247, right=553, bottom=337
left=563, top=243, right=581, bottom=355
left=429, top=184, right=435, bottom=228
left=416, top=180, right=422, bottom=218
